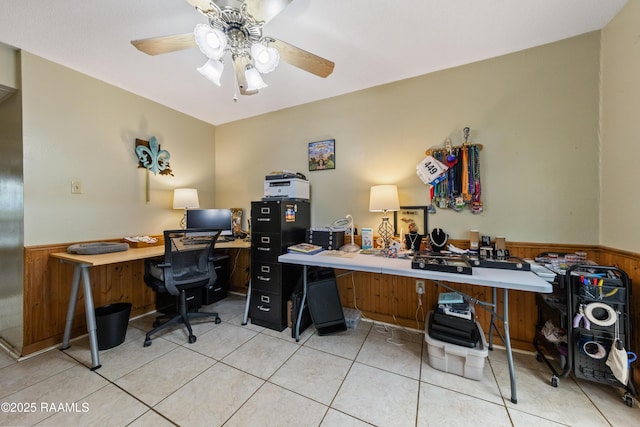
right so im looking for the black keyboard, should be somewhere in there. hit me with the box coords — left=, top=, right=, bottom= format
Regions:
left=182, top=237, right=211, bottom=245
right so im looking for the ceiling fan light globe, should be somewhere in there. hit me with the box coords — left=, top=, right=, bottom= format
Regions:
left=245, top=66, right=268, bottom=91
left=194, top=24, right=227, bottom=59
left=197, top=59, right=224, bottom=86
left=251, top=43, right=279, bottom=74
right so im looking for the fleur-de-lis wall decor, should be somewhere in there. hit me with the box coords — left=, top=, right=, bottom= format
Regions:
left=135, top=136, right=173, bottom=202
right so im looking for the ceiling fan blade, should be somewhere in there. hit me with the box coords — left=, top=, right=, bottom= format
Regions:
left=131, top=33, right=196, bottom=56
left=245, top=0, right=292, bottom=24
left=184, top=0, right=215, bottom=13
left=270, top=39, right=334, bottom=78
left=233, top=56, right=259, bottom=95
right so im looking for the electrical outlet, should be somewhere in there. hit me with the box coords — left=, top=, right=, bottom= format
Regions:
left=71, top=180, right=82, bottom=194
left=416, top=280, right=425, bottom=294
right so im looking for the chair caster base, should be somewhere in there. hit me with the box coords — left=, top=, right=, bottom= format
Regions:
left=143, top=339, right=152, bottom=347
left=188, top=335, right=197, bottom=344
left=215, top=317, right=221, bottom=324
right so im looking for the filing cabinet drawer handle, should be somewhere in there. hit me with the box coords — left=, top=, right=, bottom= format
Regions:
left=257, top=305, right=270, bottom=312
left=257, top=247, right=271, bottom=252
left=257, top=275, right=271, bottom=282
left=257, top=218, right=271, bottom=222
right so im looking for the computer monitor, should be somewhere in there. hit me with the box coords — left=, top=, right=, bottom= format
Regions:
left=186, top=209, right=233, bottom=236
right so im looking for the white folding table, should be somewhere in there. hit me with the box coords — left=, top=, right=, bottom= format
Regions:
left=278, top=251, right=553, bottom=404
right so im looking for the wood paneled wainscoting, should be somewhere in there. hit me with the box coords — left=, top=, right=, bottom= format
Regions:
left=22, top=241, right=250, bottom=357
left=22, top=239, right=638, bottom=387
left=334, top=239, right=639, bottom=387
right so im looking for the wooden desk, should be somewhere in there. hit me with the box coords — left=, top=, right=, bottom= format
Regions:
left=51, top=239, right=250, bottom=370
left=278, top=251, right=552, bottom=404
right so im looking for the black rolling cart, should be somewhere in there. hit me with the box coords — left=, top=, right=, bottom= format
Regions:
left=533, top=275, right=572, bottom=387
left=535, top=263, right=637, bottom=406
left=568, top=264, right=636, bottom=407
left=533, top=252, right=573, bottom=387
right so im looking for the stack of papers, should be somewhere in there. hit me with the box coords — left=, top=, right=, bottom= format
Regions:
left=524, top=259, right=557, bottom=282
left=288, top=243, right=323, bottom=255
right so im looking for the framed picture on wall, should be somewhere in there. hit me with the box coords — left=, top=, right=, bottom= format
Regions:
left=308, top=139, right=335, bottom=171
left=394, top=206, right=428, bottom=236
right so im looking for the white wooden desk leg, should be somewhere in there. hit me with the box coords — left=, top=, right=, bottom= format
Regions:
left=61, top=265, right=82, bottom=351
left=294, top=265, right=308, bottom=342
left=503, top=288, right=517, bottom=404
left=242, top=279, right=251, bottom=325
left=80, top=266, right=101, bottom=370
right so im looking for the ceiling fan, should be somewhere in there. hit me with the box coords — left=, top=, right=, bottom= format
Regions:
left=131, top=0, right=335, bottom=96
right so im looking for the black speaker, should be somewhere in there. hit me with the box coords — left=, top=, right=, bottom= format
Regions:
left=306, top=267, right=347, bottom=335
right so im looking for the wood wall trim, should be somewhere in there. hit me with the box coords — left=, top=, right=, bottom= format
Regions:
left=22, top=239, right=639, bottom=387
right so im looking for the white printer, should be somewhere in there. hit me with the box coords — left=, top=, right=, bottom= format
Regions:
left=264, top=177, right=309, bottom=200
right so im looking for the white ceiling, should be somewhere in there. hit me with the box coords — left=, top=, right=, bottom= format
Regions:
left=0, top=0, right=627, bottom=125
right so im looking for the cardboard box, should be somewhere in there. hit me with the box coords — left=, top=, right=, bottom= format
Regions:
left=361, top=228, right=373, bottom=249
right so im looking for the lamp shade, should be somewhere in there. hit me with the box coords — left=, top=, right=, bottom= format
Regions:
left=251, top=43, right=280, bottom=74
left=197, top=58, right=224, bottom=86
left=194, top=24, right=227, bottom=60
left=173, top=188, right=200, bottom=209
left=369, top=185, right=400, bottom=212
left=245, top=66, right=268, bottom=91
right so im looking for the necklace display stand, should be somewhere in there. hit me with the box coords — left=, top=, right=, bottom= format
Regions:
left=405, top=232, right=422, bottom=254
left=430, top=228, right=448, bottom=253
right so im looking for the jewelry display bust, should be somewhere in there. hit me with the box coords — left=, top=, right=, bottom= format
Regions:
left=430, top=228, right=448, bottom=252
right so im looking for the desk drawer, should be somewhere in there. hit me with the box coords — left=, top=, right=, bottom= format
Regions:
left=252, top=203, right=283, bottom=233
left=251, top=261, right=283, bottom=293
left=251, top=232, right=283, bottom=263
left=249, top=289, right=286, bottom=331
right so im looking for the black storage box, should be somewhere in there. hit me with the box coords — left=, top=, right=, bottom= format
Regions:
left=467, top=255, right=531, bottom=271
left=429, top=311, right=480, bottom=348
left=411, top=252, right=472, bottom=275
left=305, top=229, right=345, bottom=250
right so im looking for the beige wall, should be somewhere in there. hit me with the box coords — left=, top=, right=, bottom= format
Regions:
left=17, top=26, right=629, bottom=248
left=21, top=53, right=216, bottom=246
left=600, top=1, right=640, bottom=253
left=216, top=33, right=601, bottom=244
left=0, top=43, right=19, bottom=89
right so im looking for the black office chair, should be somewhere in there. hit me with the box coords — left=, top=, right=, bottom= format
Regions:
left=143, top=228, right=222, bottom=347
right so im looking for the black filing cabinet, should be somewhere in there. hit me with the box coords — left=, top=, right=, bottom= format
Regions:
left=202, top=254, right=230, bottom=305
left=250, top=199, right=310, bottom=331
left=156, top=254, right=230, bottom=313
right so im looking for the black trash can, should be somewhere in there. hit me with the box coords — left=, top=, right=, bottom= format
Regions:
left=95, top=302, right=132, bottom=350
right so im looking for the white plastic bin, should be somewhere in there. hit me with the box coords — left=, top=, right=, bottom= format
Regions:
left=425, top=313, right=488, bottom=381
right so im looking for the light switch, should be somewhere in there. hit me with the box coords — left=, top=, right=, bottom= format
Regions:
left=71, top=180, right=82, bottom=194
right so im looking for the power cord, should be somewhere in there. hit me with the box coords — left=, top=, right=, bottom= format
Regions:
left=415, top=293, right=425, bottom=330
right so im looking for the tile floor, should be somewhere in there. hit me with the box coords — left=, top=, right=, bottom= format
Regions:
left=0, top=294, right=637, bottom=426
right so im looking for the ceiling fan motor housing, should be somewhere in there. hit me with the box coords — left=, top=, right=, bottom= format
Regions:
left=211, top=5, right=262, bottom=56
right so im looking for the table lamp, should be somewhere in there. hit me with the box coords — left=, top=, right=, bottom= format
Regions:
left=173, top=188, right=199, bottom=228
left=369, top=184, right=400, bottom=249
